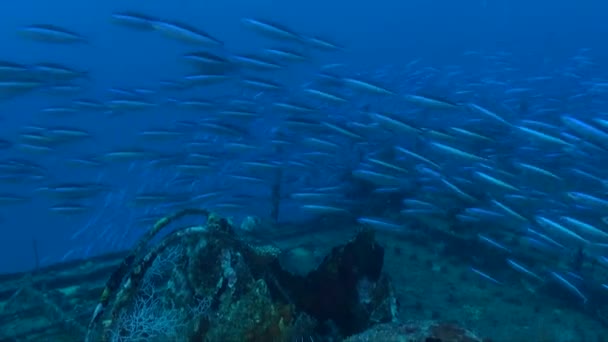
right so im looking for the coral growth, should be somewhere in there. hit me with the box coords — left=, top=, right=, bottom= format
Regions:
left=85, top=210, right=483, bottom=342
left=83, top=211, right=304, bottom=340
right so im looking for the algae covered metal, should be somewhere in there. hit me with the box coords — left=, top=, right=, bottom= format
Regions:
left=1, top=208, right=493, bottom=341
left=0, top=208, right=398, bottom=341
left=83, top=208, right=398, bottom=341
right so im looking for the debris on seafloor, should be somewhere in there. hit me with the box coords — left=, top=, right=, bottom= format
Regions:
left=271, top=228, right=398, bottom=338
left=82, top=208, right=400, bottom=341
left=343, top=321, right=487, bottom=342
left=0, top=207, right=488, bottom=342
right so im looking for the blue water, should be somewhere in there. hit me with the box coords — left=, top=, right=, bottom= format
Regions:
left=0, top=0, right=606, bottom=278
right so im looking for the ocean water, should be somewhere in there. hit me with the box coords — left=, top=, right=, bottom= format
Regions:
left=1, top=0, right=608, bottom=338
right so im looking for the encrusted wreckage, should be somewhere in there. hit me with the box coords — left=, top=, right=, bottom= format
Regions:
left=0, top=208, right=485, bottom=341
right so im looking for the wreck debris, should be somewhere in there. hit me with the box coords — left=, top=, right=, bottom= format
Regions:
left=83, top=208, right=398, bottom=341
left=2, top=208, right=495, bottom=341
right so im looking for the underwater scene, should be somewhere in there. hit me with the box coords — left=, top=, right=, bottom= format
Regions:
left=1, top=0, right=608, bottom=341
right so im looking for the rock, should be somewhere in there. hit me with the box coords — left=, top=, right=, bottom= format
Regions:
left=344, top=321, right=486, bottom=342
left=273, top=228, right=398, bottom=338
left=85, top=212, right=399, bottom=342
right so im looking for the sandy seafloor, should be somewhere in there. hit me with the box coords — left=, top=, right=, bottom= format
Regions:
left=273, top=221, right=608, bottom=342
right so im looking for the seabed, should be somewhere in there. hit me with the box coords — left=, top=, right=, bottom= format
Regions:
left=0, top=209, right=607, bottom=341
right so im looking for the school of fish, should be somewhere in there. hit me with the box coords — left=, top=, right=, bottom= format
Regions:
left=2, top=10, right=608, bottom=308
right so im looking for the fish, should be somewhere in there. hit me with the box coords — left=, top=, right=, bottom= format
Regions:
left=342, top=78, right=395, bottom=96
left=352, top=170, right=402, bottom=187
left=357, top=217, right=405, bottom=232
left=0, top=194, right=29, bottom=204
left=231, top=54, right=284, bottom=70
left=506, top=259, right=543, bottom=282
left=371, top=113, right=420, bottom=134
left=300, top=204, right=350, bottom=215
left=467, top=103, right=512, bottom=126
left=263, top=48, right=308, bottom=62
left=0, top=81, right=43, bottom=99
left=473, top=171, right=519, bottom=192
left=1, top=9, right=607, bottom=318
left=49, top=203, right=91, bottom=215
left=559, top=216, right=608, bottom=241
left=18, top=24, right=87, bottom=43
left=470, top=267, right=502, bottom=285
left=561, top=115, right=608, bottom=147
left=31, top=63, right=89, bottom=81
left=550, top=271, right=588, bottom=303
left=240, top=18, right=303, bottom=42
left=515, top=125, right=573, bottom=147
left=303, top=88, right=348, bottom=103
left=535, top=216, right=589, bottom=245
left=405, top=94, right=460, bottom=110
left=430, top=142, right=486, bottom=162
left=304, top=36, right=343, bottom=50
left=0, top=60, right=30, bottom=79
left=478, top=234, right=511, bottom=253
left=110, top=11, right=158, bottom=31
left=152, top=20, right=223, bottom=46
